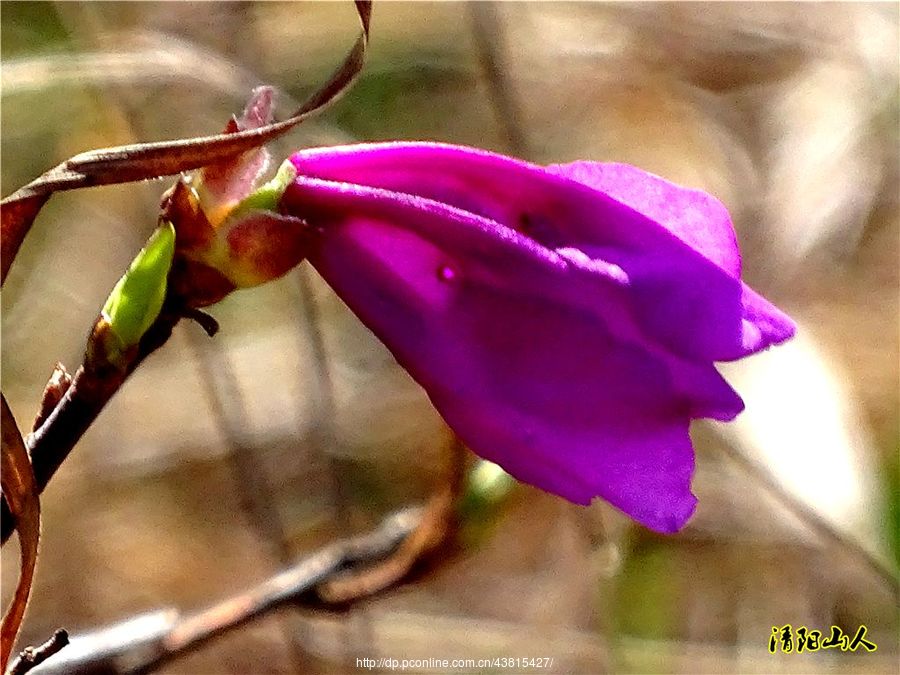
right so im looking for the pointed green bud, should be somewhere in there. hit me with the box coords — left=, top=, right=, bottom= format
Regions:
left=102, top=222, right=175, bottom=351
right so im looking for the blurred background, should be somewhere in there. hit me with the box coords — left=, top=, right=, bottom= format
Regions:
left=1, top=2, right=898, bottom=673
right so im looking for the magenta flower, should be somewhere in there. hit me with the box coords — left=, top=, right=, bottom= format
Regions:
left=275, top=142, right=794, bottom=533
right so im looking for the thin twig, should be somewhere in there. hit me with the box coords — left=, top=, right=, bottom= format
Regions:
left=8, top=630, right=69, bottom=675
left=288, top=267, right=366, bottom=667
left=290, top=268, right=351, bottom=539
left=468, top=1, right=530, bottom=157
left=190, top=329, right=295, bottom=564
left=315, top=485, right=454, bottom=604
left=23, top=505, right=424, bottom=675
left=186, top=324, right=316, bottom=670
left=0, top=309, right=180, bottom=545
left=722, top=443, right=900, bottom=596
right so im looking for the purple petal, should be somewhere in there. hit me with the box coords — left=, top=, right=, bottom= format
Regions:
left=546, top=161, right=796, bottom=358
left=290, top=143, right=792, bottom=362
left=281, top=175, right=744, bottom=531
left=545, top=161, right=741, bottom=277
left=739, top=285, right=796, bottom=356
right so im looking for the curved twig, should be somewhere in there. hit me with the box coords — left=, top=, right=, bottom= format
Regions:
left=1, top=396, right=41, bottom=671
left=0, top=0, right=373, bottom=544
left=0, top=0, right=371, bottom=285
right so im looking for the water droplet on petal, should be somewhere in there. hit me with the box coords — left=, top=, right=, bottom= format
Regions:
left=437, top=264, right=457, bottom=282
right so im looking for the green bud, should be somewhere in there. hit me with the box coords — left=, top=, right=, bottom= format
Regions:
left=102, top=221, right=175, bottom=351
left=228, top=160, right=297, bottom=222
left=459, top=459, right=517, bottom=522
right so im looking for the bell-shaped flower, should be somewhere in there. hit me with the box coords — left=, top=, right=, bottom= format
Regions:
left=279, top=142, right=795, bottom=533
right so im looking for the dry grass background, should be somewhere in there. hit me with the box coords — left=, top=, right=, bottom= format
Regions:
left=1, top=2, right=898, bottom=673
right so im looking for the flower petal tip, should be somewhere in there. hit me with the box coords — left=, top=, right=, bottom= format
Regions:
left=739, top=287, right=797, bottom=357
left=655, top=492, right=698, bottom=534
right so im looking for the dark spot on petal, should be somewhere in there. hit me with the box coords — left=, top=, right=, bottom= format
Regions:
left=517, top=212, right=563, bottom=248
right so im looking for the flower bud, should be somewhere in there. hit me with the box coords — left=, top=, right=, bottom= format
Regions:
left=160, top=85, right=310, bottom=309
left=163, top=159, right=309, bottom=308
left=92, top=222, right=175, bottom=368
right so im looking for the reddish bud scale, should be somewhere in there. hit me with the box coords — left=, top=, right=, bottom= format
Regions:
left=224, top=212, right=312, bottom=287
left=160, top=180, right=214, bottom=254
left=158, top=88, right=312, bottom=308
left=167, top=257, right=236, bottom=309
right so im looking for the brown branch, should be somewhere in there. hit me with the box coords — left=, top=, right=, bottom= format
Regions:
left=314, top=442, right=465, bottom=605
left=0, top=308, right=181, bottom=545
left=22, top=504, right=426, bottom=675
left=315, top=487, right=453, bottom=604
left=8, top=630, right=69, bottom=675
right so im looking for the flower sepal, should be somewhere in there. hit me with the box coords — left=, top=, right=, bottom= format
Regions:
left=161, top=159, right=309, bottom=308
